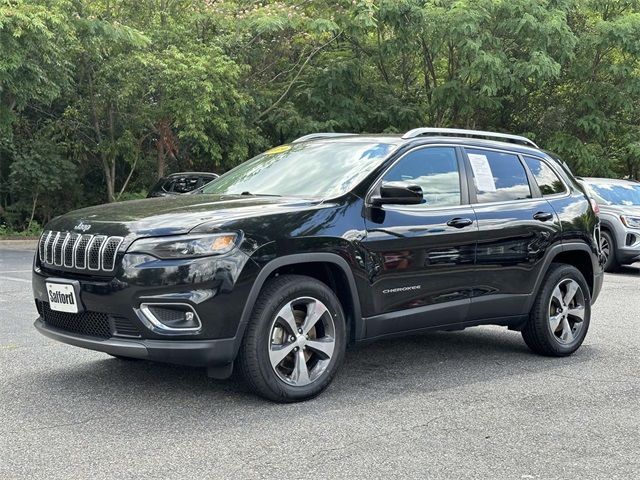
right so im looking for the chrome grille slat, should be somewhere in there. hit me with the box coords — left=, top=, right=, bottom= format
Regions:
left=101, top=237, right=123, bottom=271
left=75, top=234, right=93, bottom=269
left=64, top=233, right=80, bottom=267
left=39, top=231, right=51, bottom=263
left=46, top=232, right=59, bottom=264
left=88, top=236, right=107, bottom=270
left=38, top=230, right=123, bottom=274
left=54, top=232, right=68, bottom=266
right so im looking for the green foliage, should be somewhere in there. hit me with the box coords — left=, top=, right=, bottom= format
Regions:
left=1, top=0, right=640, bottom=230
left=0, top=219, right=41, bottom=237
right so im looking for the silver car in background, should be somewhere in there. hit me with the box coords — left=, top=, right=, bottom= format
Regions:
left=579, top=177, right=640, bottom=271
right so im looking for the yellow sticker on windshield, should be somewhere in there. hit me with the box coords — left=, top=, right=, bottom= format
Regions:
left=264, top=145, right=291, bottom=155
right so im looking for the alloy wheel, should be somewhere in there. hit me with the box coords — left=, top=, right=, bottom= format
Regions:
left=268, top=297, right=336, bottom=387
left=600, top=235, right=611, bottom=265
left=548, top=278, right=586, bottom=344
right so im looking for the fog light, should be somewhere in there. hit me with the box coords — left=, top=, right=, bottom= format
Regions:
left=138, top=303, right=201, bottom=333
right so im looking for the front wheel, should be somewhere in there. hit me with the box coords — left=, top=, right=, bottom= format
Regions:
left=238, top=274, right=347, bottom=402
left=600, top=230, right=619, bottom=272
left=522, top=264, right=591, bottom=356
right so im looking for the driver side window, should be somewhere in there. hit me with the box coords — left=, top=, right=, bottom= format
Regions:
left=382, top=147, right=461, bottom=208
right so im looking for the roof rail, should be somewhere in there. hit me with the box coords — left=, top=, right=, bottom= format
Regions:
left=291, top=133, right=355, bottom=143
left=402, top=127, right=539, bottom=149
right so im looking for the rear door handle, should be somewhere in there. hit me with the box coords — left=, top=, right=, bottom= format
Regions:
left=533, top=211, right=554, bottom=222
left=447, top=217, right=474, bottom=228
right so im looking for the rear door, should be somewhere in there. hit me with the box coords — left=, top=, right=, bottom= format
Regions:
left=464, top=147, right=563, bottom=320
left=362, top=145, right=478, bottom=337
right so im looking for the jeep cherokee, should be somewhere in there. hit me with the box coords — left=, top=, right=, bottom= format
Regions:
left=33, top=128, right=604, bottom=402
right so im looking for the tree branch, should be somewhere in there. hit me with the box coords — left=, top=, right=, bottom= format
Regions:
left=258, top=33, right=341, bottom=119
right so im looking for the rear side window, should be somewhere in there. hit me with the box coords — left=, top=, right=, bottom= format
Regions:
left=382, top=147, right=461, bottom=208
left=523, top=157, right=566, bottom=196
left=466, top=148, right=531, bottom=203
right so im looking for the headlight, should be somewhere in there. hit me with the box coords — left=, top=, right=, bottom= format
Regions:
left=128, top=233, right=239, bottom=259
left=621, top=215, right=640, bottom=229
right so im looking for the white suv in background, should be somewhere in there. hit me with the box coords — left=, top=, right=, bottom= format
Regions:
left=579, top=177, right=640, bottom=271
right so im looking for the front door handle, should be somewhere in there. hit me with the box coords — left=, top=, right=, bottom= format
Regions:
left=447, top=217, right=473, bottom=228
left=533, top=211, right=554, bottom=222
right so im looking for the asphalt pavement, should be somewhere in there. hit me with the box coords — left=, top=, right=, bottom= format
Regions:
left=1, top=245, right=638, bottom=479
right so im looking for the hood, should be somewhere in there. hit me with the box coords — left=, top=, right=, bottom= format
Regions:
left=600, top=204, right=640, bottom=216
left=45, top=194, right=322, bottom=238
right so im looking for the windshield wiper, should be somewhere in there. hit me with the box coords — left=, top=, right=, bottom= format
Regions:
left=239, top=191, right=281, bottom=197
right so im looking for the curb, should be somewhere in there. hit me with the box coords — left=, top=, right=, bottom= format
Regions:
left=0, top=239, right=39, bottom=250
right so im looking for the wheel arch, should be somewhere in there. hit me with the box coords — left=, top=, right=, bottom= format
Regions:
left=531, top=243, right=599, bottom=306
left=599, top=219, right=617, bottom=242
left=233, top=253, right=363, bottom=356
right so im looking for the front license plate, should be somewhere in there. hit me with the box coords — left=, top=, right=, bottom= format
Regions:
left=46, top=282, right=79, bottom=313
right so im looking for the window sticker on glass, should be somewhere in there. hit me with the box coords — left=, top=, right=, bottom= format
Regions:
left=468, top=153, right=497, bottom=192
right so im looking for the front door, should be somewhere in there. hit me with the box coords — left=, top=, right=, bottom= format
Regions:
left=362, top=145, right=478, bottom=338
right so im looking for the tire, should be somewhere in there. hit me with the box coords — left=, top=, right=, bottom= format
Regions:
left=238, top=274, right=347, bottom=403
left=522, top=263, right=591, bottom=356
left=600, top=230, right=619, bottom=272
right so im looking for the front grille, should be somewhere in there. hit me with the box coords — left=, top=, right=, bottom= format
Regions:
left=39, top=231, right=123, bottom=273
left=39, top=302, right=142, bottom=339
left=41, top=302, right=111, bottom=338
left=113, top=317, right=142, bottom=338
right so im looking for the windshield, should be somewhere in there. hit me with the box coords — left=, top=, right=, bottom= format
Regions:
left=587, top=182, right=640, bottom=206
left=202, top=141, right=398, bottom=198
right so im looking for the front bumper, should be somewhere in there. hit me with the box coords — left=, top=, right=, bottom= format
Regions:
left=614, top=224, right=640, bottom=264
left=617, top=246, right=640, bottom=264
left=35, top=318, right=236, bottom=366
left=32, top=249, right=259, bottom=366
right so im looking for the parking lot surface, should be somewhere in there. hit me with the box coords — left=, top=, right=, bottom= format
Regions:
left=1, top=245, right=639, bottom=479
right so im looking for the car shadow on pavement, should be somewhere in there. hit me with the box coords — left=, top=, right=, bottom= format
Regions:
left=19, top=325, right=597, bottom=421
left=611, top=264, right=640, bottom=276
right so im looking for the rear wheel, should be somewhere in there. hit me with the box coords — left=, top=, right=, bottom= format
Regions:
left=600, top=230, right=618, bottom=272
left=238, top=274, right=346, bottom=402
left=522, top=263, right=591, bottom=356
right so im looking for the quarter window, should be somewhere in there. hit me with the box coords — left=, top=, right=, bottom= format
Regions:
left=523, top=157, right=566, bottom=196
left=466, top=148, right=531, bottom=203
left=381, top=147, right=461, bottom=208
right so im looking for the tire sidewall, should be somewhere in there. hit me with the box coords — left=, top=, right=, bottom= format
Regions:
left=249, top=277, right=346, bottom=401
left=601, top=230, right=616, bottom=272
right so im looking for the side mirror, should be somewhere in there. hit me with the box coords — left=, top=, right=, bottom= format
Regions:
left=371, top=181, right=423, bottom=206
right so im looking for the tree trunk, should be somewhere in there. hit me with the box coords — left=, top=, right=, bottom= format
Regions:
left=27, top=189, right=39, bottom=230
left=102, top=153, right=116, bottom=202
left=157, top=138, right=166, bottom=179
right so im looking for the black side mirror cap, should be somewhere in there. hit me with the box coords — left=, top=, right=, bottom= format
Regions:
left=371, top=181, right=424, bottom=206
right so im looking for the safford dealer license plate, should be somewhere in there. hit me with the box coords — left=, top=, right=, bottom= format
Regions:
left=46, top=282, right=79, bottom=313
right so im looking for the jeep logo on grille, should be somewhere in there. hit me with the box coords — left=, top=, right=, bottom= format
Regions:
left=74, top=221, right=91, bottom=232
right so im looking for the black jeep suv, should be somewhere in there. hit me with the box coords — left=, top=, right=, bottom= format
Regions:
left=33, top=128, right=604, bottom=402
